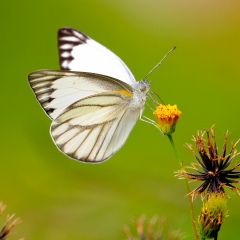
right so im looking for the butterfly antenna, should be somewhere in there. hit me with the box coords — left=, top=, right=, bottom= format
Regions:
left=144, top=46, right=176, bottom=79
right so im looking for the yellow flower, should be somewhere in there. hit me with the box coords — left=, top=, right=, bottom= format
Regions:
left=153, top=104, right=182, bottom=135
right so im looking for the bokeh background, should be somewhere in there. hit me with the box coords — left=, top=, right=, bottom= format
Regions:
left=1, top=0, right=240, bottom=239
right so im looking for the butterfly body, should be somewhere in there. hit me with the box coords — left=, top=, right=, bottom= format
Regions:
left=28, top=27, right=151, bottom=163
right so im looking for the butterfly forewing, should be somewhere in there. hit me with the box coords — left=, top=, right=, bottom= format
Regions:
left=28, top=70, right=133, bottom=120
left=58, top=27, right=137, bottom=86
left=58, top=28, right=88, bottom=70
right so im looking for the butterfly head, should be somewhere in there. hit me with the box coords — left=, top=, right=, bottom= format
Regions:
left=138, top=79, right=150, bottom=95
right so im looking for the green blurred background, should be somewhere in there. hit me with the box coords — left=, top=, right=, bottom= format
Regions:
left=1, top=0, right=240, bottom=239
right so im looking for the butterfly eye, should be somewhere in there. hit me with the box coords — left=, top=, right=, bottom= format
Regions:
left=139, top=82, right=146, bottom=92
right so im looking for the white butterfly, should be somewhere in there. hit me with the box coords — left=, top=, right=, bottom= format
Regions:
left=28, top=27, right=171, bottom=163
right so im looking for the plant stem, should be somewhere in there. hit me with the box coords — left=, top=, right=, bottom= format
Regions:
left=167, top=134, right=199, bottom=240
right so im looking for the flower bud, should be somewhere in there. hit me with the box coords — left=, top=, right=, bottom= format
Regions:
left=198, top=194, right=228, bottom=239
left=153, top=104, right=182, bottom=135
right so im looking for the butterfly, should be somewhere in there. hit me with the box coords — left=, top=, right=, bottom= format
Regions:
left=28, top=27, right=172, bottom=163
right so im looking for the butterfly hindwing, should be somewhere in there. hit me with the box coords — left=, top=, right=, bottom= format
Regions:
left=51, top=92, right=140, bottom=162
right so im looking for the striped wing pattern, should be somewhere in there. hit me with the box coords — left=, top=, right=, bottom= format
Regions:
left=28, top=70, right=133, bottom=120
left=58, top=28, right=88, bottom=70
left=58, top=27, right=137, bottom=86
left=28, top=70, right=140, bottom=162
left=51, top=93, right=140, bottom=162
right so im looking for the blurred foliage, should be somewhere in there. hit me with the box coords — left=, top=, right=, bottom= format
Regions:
left=123, top=215, right=184, bottom=240
left=1, top=0, right=240, bottom=239
left=0, top=202, right=22, bottom=239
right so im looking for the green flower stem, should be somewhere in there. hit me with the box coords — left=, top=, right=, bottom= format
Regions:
left=167, top=134, right=199, bottom=240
